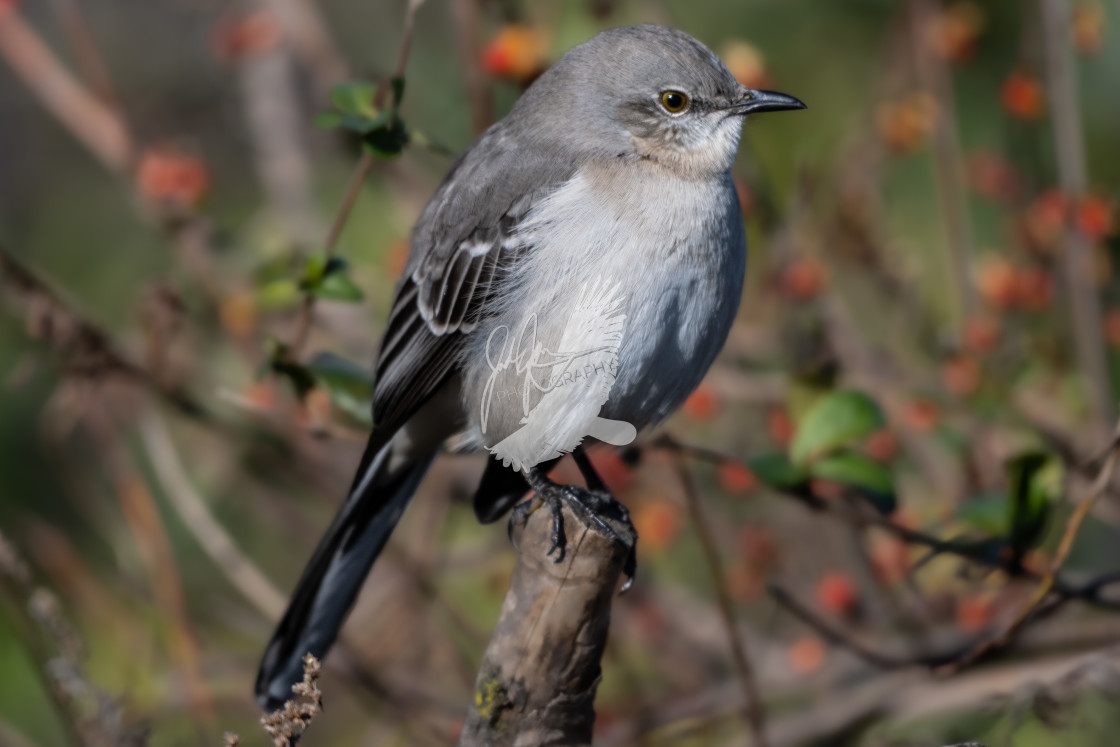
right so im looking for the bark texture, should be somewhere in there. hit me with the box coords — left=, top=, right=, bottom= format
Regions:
left=458, top=499, right=635, bottom=747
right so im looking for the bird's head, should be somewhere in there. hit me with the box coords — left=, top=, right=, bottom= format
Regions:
left=513, top=25, right=805, bottom=177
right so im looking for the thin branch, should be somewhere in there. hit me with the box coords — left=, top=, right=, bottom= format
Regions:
left=288, top=0, right=426, bottom=359
left=0, top=8, right=131, bottom=172
left=450, top=0, right=493, bottom=134
left=138, top=411, right=288, bottom=620
left=86, top=408, right=216, bottom=724
left=47, top=0, right=120, bottom=108
left=1039, top=0, right=1114, bottom=427
left=673, top=453, right=768, bottom=746
left=768, top=584, right=969, bottom=670
left=0, top=246, right=213, bottom=424
left=944, top=422, right=1120, bottom=671
left=910, top=0, right=977, bottom=332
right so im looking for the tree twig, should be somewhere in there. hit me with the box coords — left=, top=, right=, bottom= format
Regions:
left=673, top=452, right=769, bottom=746
left=0, top=246, right=213, bottom=423
left=1039, top=0, right=1114, bottom=429
left=910, top=0, right=976, bottom=333
left=943, top=422, right=1120, bottom=672
left=289, top=0, right=426, bottom=359
left=138, top=411, right=288, bottom=620
left=0, top=8, right=131, bottom=172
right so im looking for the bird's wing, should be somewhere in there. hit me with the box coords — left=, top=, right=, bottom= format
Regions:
left=370, top=125, right=576, bottom=433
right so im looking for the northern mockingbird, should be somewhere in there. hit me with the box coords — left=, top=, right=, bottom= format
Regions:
left=256, top=23, right=804, bottom=708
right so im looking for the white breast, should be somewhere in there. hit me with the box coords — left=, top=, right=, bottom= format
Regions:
left=460, top=161, right=746, bottom=450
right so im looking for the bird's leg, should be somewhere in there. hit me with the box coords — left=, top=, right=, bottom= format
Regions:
left=509, top=448, right=637, bottom=591
left=572, top=447, right=637, bottom=587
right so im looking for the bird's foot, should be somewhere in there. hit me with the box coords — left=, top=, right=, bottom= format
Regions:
left=509, top=474, right=637, bottom=592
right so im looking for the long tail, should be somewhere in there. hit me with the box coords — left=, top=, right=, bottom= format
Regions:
left=255, top=435, right=436, bottom=709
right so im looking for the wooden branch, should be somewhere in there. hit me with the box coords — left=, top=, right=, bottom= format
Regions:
left=1040, top=0, right=1114, bottom=429
left=0, top=8, right=132, bottom=172
left=458, top=499, right=635, bottom=747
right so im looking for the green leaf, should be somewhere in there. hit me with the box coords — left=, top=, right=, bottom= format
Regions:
left=330, top=80, right=377, bottom=117
left=810, top=451, right=896, bottom=514
left=307, top=352, right=374, bottom=426
left=300, top=251, right=330, bottom=289
left=790, top=389, right=885, bottom=466
left=363, top=115, right=409, bottom=157
left=298, top=254, right=363, bottom=302
left=340, top=111, right=390, bottom=135
left=313, top=111, right=343, bottom=129
left=956, top=494, right=1011, bottom=536
left=1006, top=451, right=1057, bottom=560
left=748, top=453, right=810, bottom=490
left=313, top=270, right=364, bottom=302
left=256, top=279, right=302, bottom=310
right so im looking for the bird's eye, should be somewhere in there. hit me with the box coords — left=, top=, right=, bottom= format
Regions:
left=659, top=90, right=689, bottom=113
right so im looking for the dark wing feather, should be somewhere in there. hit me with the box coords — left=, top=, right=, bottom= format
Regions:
left=370, top=149, right=565, bottom=431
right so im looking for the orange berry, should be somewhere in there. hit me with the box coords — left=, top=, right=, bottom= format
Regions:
left=211, top=11, right=282, bottom=61
left=1072, top=1, right=1106, bottom=55
left=928, top=1, right=985, bottom=63
left=778, top=258, right=827, bottom=300
left=1014, top=266, right=1054, bottom=311
left=718, top=461, right=757, bottom=494
left=219, top=289, right=258, bottom=340
left=966, top=151, right=1020, bottom=202
left=963, top=315, right=1001, bottom=355
left=481, top=25, right=547, bottom=82
left=1024, top=189, right=1069, bottom=249
left=136, top=147, right=210, bottom=209
left=727, top=564, right=765, bottom=602
left=1076, top=195, right=1114, bottom=241
left=816, top=571, right=859, bottom=616
left=682, top=384, right=719, bottom=421
left=788, top=636, right=827, bottom=674
left=1001, top=72, right=1045, bottom=120
left=720, top=40, right=769, bottom=89
left=865, top=428, right=898, bottom=462
left=739, top=528, right=777, bottom=567
left=632, top=499, right=681, bottom=553
left=941, top=356, right=981, bottom=396
left=904, top=399, right=940, bottom=432
left=767, top=407, right=795, bottom=447
left=870, top=535, right=909, bottom=584
left=974, top=256, right=1019, bottom=310
left=955, top=593, right=995, bottom=633
left=1106, top=309, right=1120, bottom=349
left=876, top=92, right=938, bottom=153
left=737, top=524, right=777, bottom=567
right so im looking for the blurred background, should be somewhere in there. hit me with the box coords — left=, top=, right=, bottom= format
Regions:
left=2, top=0, right=1120, bottom=744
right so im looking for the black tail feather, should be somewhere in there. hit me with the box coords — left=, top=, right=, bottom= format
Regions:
left=255, top=436, right=436, bottom=709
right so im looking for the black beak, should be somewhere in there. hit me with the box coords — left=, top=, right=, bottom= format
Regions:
left=729, top=88, right=807, bottom=115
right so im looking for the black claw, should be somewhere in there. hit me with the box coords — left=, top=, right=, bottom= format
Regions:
left=513, top=464, right=639, bottom=591
left=546, top=496, right=566, bottom=561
